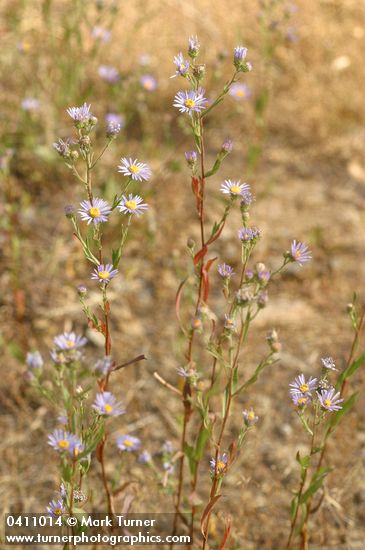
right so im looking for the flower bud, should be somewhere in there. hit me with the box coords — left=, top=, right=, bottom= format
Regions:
left=77, top=285, right=87, bottom=298
left=64, top=204, right=75, bottom=218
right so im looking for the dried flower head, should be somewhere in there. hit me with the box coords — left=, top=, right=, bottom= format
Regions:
left=321, top=357, right=337, bottom=371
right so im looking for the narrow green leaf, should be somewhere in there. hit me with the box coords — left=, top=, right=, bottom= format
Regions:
left=337, top=352, right=365, bottom=387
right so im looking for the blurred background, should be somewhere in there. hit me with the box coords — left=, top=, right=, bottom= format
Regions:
left=1, top=0, right=365, bottom=547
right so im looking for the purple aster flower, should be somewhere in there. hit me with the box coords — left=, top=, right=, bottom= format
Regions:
left=118, top=157, right=152, bottom=181
left=116, top=435, right=141, bottom=452
left=210, top=453, right=228, bottom=475
left=140, top=74, right=157, bottom=91
left=106, top=122, right=121, bottom=138
left=105, top=113, right=125, bottom=128
left=92, top=392, right=125, bottom=417
left=91, top=264, right=119, bottom=284
left=78, top=198, right=112, bottom=225
left=188, top=35, right=200, bottom=57
left=234, top=46, right=248, bottom=70
left=218, top=263, right=235, bottom=279
left=163, top=462, right=174, bottom=474
left=46, top=498, right=65, bottom=518
left=26, top=351, right=43, bottom=369
left=290, top=240, right=312, bottom=265
left=94, top=356, right=114, bottom=376
left=21, top=97, right=40, bottom=111
left=257, top=270, right=271, bottom=283
left=161, top=440, right=174, bottom=454
left=286, top=26, right=298, bottom=43
left=221, top=139, right=233, bottom=153
left=289, top=374, right=317, bottom=396
left=67, top=103, right=93, bottom=123
left=54, top=332, right=87, bottom=351
left=138, top=451, right=152, bottom=464
left=317, top=388, right=344, bottom=411
left=91, top=26, right=111, bottom=42
left=242, top=408, right=259, bottom=426
left=139, top=54, right=151, bottom=66
left=48, top=429, right=84, bottom=456
left=117, top=194, right=148, bottom=216
left=241, top=190, right=254, bottom=207
left=224, top=314, right=236, bottom=331
left=173, top=88, right=207, bottom=114
left=98, top=64, right=120, bottom=83
left=220, top=179, right=250, bottom=197
left=321, top=357, right=337, bottom=371
left=238, top=226, right=261, bottom=242
left=185, top=151, right=198, bottom=166
left=291, top=393, right=311, bottom=407
left=229, top=83, right=251, bottom=101
left=172, top=53, right=190, bottom=77
left=59, top=483, right=67, bottom=499
left=57, top=412, right=68, bottom=425
left=177, top=367, right=190, bottom=378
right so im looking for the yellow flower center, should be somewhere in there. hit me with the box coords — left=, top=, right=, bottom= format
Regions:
left=185, top=99, right=196, bottom=109
left=248, top=411, right=255, bottom=420
left=104, top=404, right=113, bottom=413
left=217, top=461, right=226, bottom=472
left=297, top=397, right=307, bottom=405
left=144, top=80, right=154, bottom=90
left=299, top=383, right=309, bottom=393
left=236, top=89, right=246, bottom=97
left=58, top=439, right=70, bottom=449
left=89, top=207, right=101, bottom=218
left=54, top=508, right=63, bottom=515
left=129, top=165, right=140, bottom=174
left=230, top=185, right=242, bottom=194
left=66, top=340, right=75, bottom=348
left=324, top=399, right=332, bottom=407
left=123, top=439, right=134, bottom=448
left=125, top=200, right=137, bottom=210
left=98, top=270, right=110, bottom=280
